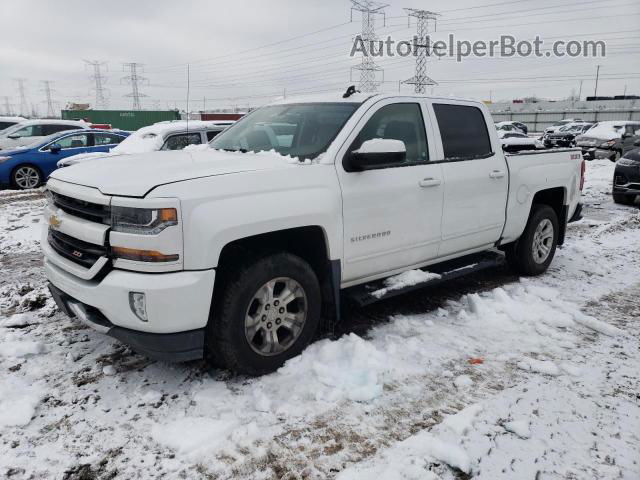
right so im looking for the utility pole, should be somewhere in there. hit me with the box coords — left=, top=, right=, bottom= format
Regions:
left=84, top=60, right=109, bottom=109
left=402, top=8, right=439, bottom=94
left=594, top=65, right=601, bottom=98
left=14, top=79, right=29, bottom=117
left=121, top=62, right=148, bottom=110
left=41, top=80, right=56, bottom=117
left=350, top=0, right=388, bottom=92
left=578, top=79, right=583, bottom=101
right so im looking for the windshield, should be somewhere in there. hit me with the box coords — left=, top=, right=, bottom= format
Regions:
left=209, top=103, right=360, bottom=160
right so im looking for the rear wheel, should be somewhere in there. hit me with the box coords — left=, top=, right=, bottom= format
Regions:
left=613, top=193, right=636, bottom=206
left=207, top=252, right=321, bottom=375
left=506, top=204, right=559, bottom=276
left=11, top=165, right=42, bottom=190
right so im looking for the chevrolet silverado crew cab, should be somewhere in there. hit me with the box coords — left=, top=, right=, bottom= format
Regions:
left=43, top=91, right=584, bottom=375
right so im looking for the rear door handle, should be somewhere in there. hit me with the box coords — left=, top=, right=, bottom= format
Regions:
left=489, top=170, right=506, bottom=179
left=419, top=177, right=442, bottom=187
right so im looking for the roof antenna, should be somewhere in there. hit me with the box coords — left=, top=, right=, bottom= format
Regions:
left=343, top=85, right=360, bottom=99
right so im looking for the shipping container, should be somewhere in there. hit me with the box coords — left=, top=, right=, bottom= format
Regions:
left=61, top=110, right=181, bottom=131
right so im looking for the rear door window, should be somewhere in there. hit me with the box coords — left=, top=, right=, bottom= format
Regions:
left=161, top=133, right=202, bottom=150
left=93, top=133, right=126, bottom=146
left=433, top=104, right=492, bottom=160
left=43, top=124, right=80, bottom=135
left=12, top=125, right=45, bottom=137
left=206, top=130, right=224, bottom=142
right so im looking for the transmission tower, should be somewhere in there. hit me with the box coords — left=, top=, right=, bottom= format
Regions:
left=2, top=96, right=13, bottom=116
left=14, top=79, right=29, bottom=117
left=121, top=63, right=148, bottom=110
left=402, top=8, right=439, bottom=94
left=41, top=80, right=56, bottom=117
left=84, top=60, right=109, bottom=109
left=350, top=0, right=388, bottom=92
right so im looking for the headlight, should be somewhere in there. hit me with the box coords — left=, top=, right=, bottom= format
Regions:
left=110, top=206, right=178, bottom=235
left=0, top=156, right=12, bottom=164
left=599, top=140, right=616, bottom=148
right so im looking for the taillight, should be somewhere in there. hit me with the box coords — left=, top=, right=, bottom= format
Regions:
left=579, top=160, right=586, bottom=191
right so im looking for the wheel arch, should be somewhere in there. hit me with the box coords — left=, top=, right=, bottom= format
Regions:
left=213, top=226, right=341, bottom=331
left=530, top=186, right=568, bottom=245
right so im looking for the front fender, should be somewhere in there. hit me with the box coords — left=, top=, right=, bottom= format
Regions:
left=149, top=164, right=343, bottom=270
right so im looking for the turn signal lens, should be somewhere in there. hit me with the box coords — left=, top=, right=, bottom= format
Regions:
left=112, top=246, right=179, bottom=263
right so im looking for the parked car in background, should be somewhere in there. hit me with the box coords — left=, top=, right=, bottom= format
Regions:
left=495, top=120, right=528, bottom=134
left=543, top=123, right=593, bottom=148
left=498, top=130, right=543, bottom=152
left=0, top=116, right=27, bottom=132
left=544, top=118, right=584, bottom=134
left=0, top=129, right=129, bottom=189
left=612, top=140, right=640, bottom=206
left=57, top=120, right=233, bottom=167
left=0, top=120, right=89, bottom=151
left=576, top=121, right=640, bottom=161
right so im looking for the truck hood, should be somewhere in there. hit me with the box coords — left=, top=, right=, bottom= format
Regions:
left=49, top=149, right=296, bottom=197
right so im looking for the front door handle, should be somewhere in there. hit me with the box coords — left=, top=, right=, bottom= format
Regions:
left=489, top=170, right=506, bottom=179
left=419, top=177, right=442, bottom=187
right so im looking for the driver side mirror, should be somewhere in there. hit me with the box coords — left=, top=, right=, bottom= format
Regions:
left=7, top=134, right=20, bottom=139
left=49, top=143, right=62, bottom=153
left=634, top=139, right=640, bottom=147
left=346, top=139, right=406, bottom=172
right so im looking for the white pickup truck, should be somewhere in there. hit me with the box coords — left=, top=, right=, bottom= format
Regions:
left=43, top=91, right=584, bottom=374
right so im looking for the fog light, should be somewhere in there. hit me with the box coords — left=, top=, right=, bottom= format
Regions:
left=129, top=292, right=148, bottom=322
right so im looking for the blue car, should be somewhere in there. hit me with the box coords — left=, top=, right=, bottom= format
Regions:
left=0, top=129, right=130, bottom=190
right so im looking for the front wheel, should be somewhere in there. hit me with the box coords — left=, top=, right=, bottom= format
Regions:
left=207, top=252, right=322, bottom=375
left=506, top=205, right=559, bottom=276
left=12, top=165, right=43, bottom=190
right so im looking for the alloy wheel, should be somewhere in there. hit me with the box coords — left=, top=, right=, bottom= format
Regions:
left=244, top=277, right=307, bottom=356
left=532, top=218, right=554, bottom=264
left=14, top=166, right=41, bottom=189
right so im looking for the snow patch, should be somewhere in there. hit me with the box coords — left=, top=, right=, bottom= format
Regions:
left=371, top=270, right=441, bottom=298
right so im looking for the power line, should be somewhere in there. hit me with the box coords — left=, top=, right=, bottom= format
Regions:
left=84, top=60, right=109, bottom=109
left=121, top=62, right=148, bottom=110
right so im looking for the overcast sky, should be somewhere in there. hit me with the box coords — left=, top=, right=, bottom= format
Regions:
left=1, top=0, right=639, bottom=115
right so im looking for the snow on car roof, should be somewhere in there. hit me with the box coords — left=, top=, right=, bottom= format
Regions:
left=110, top=120, right=232, bottom=155
left=581, top=121, right=637, bottom=140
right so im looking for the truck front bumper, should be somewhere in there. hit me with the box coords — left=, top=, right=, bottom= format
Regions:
left=45, top=259, right=216, bottom=362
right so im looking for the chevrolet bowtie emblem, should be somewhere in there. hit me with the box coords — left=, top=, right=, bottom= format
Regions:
left=49, top=215, right=62, bottom=229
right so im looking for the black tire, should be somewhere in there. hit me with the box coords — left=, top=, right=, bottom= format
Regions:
left=11, top=164, right=43, bottom=190
left=610, top=150, right=621, bottom=162
left=613, top=193, right=636, bottom=206
left=506, top=204, right=559, bottom=276
left=207, top=252, right=322, bottom=375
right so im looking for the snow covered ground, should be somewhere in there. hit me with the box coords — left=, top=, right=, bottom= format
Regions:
left=0, top=160, right=638, bottom=479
